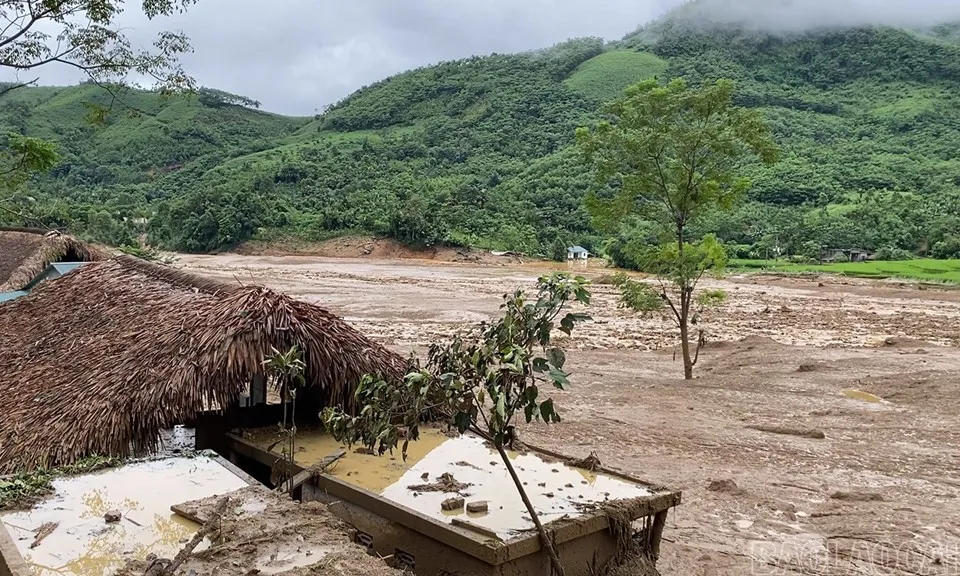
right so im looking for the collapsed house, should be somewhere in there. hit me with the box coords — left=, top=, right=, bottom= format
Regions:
left=0, top=255, right=682, bottom=576
left=0, top=255, right=406, bottom=472
left=0, top=227, right=107, bottom=293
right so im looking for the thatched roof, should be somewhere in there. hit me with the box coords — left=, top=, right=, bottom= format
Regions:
left=0, top=227, right=108, bottom=291
left=0, top=256, right=407, bottom=472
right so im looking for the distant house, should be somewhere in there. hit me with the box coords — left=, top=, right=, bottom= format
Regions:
left=821, top=248, right=870, bottom=263
left=567, top=246, right=590, bottom=260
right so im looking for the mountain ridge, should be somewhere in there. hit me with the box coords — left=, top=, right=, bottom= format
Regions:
left=3, top=16, right=960, bottom=259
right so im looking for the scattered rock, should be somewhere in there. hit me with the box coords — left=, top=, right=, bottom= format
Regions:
left=441, top=497, right=465, bottom=511
left=830, top=491, right=884, bottom=502
left=545, top=492, right=555, bottom=498
left=420, top=472, right=429, bottom=480
left=104, top=510, right=122, bottom=523
left=565, top=483, right=574, bottom=488
left=707, top=479, right=746, bottom=496
left=466, top=501, right=488, bottom=513
left=538, top=482, right=547, bottom=488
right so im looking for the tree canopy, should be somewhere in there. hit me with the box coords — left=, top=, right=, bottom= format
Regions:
left=1, top=18, right=959, bottom=259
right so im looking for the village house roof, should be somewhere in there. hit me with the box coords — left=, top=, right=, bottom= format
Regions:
left=0, top=227, right=108, bottom=291
left=567, top=245, right=589, bottom=254
left=0, top=256, right=407, bottom=472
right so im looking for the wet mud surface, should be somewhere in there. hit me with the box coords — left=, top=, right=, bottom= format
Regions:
left=178, top=254, right=960, bottom=575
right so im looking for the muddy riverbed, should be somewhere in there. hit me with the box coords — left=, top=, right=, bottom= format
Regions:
left=178, top=253, right=960, bottom=576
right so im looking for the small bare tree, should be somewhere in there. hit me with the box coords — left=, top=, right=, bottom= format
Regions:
left=323, top=272, right=591, bottom=576
left=263, top=345, right=306, bottom=492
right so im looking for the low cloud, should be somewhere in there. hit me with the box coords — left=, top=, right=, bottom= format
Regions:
left=3, top=0, right=957, bottom=115
left=667, top=0, right=960, bottom=33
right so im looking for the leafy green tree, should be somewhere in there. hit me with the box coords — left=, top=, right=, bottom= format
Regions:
left=550, top=236, right=567, bottom=262
left=197, top=87, right=261, bottom=109
left=388, top=195, right=448, bottom=248
left=0, top=133, right=58, bottom=222
left=577, top=78, right=778, bottom=379
left=0, top=0, right=196, bottom=96
left=0, top=0, right=201, bottom=225
left=323, top=273, right=592, bottom=576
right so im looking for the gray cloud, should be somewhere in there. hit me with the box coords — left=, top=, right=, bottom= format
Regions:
left=1, top=0, right=675, bottom=115
left=4, top=0, right=959, bottom=115
left=666, top=0, right=960, bottom=33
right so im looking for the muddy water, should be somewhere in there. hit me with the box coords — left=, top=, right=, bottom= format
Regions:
left=1, top=457, right=248, bottom=576
left=247, top=427, right=652, bottom=541
left=842, top=389, right=884, bottom=403
left=378, top=434, right=654, bottom=541
left=246, top=427, right=450, bottom=493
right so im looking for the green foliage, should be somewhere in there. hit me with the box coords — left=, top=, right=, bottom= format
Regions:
left=1, top=132, right=58, bottom=189
left=197, top=87, right=261, bottom=109
left=612, top=272, right=663, bottom=314
left=577, top=77, right=758, bottom=379
left=5, top=17, right=960, bottom=260
left=564, top=50, right=669, bottom=103
left=0, top=1, right=197, bottom=95
left=874, top=245, right=914, bottom=261
left=577, top=77, right=778, bottom=236
left=731, top=258, right=960, bottom=283
left=550, top=237, right=567, bottom=262
left=322, top=272, right=592, bottom=457
left=932, top=236, right=960, bottom=259
left=0, top=455, right=122, bottom=511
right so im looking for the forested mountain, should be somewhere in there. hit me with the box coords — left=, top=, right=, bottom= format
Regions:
left=4, top=9, right=960, bottom=258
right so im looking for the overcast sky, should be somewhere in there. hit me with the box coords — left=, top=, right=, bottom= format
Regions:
left=4, top=0, right=960, bottom=116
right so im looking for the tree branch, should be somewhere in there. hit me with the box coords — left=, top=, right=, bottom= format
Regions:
left=0, top=76, right=38, bottom=96
left=0, top=1, right=62, bottom=50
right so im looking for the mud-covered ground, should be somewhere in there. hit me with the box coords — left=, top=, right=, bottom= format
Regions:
left=179, top=254, right=960, bottom=576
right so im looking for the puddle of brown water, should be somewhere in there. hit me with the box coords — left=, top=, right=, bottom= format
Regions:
left=246, top=427, right=655, bottom=541
left=1, top=457, right=248, bottom=576
left=246, top=427, right=449, bottom=494
left=842, top=389, right=884, bottom=403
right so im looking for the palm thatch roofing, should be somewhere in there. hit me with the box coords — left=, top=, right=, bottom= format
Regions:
left=0, top=255, right=407, bottom=472
left=0, top=227, right=109, bottom=291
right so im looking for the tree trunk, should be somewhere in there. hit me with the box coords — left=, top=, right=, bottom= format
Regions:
left=494, top=442, right=566, bottom=576
left=679, top=318, right=693, bottom=380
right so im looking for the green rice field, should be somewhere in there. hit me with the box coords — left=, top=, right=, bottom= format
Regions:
left=729, top=259, right=960, bottom=283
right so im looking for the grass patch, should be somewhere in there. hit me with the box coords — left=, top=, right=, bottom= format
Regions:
left=564, top=50, right=669, bottom=103
left=0, top=455, right=124, bottom=511
left=729, top=259, right=960, bottom=283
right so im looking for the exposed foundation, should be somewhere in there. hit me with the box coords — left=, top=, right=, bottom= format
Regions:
left=0, top=456, right=253, bottom=576
left=200, top=405, right=681, bottom=576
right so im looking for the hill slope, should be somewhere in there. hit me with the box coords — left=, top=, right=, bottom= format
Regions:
left=4, top=17, right=960, bottom=258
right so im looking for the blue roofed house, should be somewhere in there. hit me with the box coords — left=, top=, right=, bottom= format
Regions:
left=567, top=245, right=590, bottom=260
left=0, top=227, right=106, bottom=304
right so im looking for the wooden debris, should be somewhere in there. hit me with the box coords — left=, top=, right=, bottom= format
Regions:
left=29, top=522, right=58, bottom=549
left=451, top=518, right=499, bottom=540
left=275, top=449, right=346, bottom=494
left=155, top=496, right=229, bottom=576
